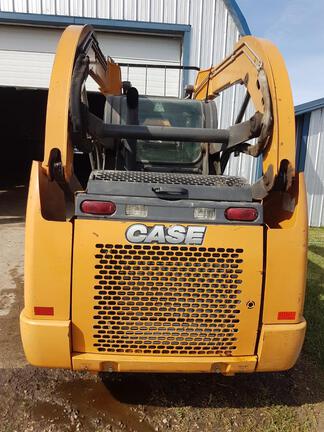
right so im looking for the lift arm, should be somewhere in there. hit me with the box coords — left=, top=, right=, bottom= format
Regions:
left=42, top=27, right=295, bottom=200
left=194, top=36, right=296, bottom=194
left=42, top=25, right=121, bottom=183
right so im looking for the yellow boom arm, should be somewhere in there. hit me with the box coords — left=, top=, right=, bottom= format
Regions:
left=194, top=36, right=296, bottom=193
left=40, top=27, right=296, bottom=214
left=42, top=25, right=121, bottom=184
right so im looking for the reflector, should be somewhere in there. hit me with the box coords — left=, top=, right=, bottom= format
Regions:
left=278, top=311, right=296, bottom=320
left=34, top=306, right=54, bottom=316
left=225, top=207, right=258, bottom=221
left=81, top=200, right=116, bottom=215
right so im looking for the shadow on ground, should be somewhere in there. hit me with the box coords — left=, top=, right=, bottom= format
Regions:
left=1, top=355, right=323, bottom=432
left=101, top=353, right=324, bottom=410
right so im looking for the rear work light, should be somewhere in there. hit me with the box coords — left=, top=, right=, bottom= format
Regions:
left=125, top=204, right=148, bottom=217
left=225, top=207, right=258, bottom=222
left=194, top=207, right=216, bottom=221
left=80, top=200, right=116, bottom=215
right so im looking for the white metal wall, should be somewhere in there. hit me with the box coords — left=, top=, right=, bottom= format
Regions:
left=0, top=0, right=242, bottom=69
left=0, top=24, right=181, bottom=92
left=0, top=0, right=259, bottom=182
left=304, top=108, right=324, bottom=227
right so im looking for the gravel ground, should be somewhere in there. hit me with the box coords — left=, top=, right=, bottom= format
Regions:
left=0, top=186, right=323, bottom=432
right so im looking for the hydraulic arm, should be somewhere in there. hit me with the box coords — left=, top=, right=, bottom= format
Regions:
left=41, top=26, right=296, bottom=204
left=194, top=37, right=296, bottom=198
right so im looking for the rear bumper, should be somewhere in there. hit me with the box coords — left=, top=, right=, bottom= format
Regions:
left=256, top=318, right=306, bottom=372
left=20, top=309, right=306, bottom=373
left=20, top=310, right=71, bottom=368
left=71, top=353, right=257, bottom=374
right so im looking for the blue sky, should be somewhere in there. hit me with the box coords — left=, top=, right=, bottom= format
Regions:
left=237, top=0, right=324, bottom=105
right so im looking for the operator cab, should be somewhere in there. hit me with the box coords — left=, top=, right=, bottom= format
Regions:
left=103, top=93, right=218, bottom=174
left=75, top=90, right=261, bottom=223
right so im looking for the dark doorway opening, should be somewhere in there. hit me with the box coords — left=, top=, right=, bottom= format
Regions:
left=0, top=87, right=47, bottom=188
left=0, top=87, right=105, bottom=188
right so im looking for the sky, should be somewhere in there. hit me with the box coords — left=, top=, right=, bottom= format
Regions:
left=237, top=0, right=324, bottom=106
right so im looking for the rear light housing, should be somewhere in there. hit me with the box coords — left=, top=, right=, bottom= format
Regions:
left=80, top=200, right=116, bottom=215
left=225, top=207, right=258, bottom=222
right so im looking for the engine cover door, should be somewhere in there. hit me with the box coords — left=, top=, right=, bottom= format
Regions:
left=72, top=220, right=264, bottom=357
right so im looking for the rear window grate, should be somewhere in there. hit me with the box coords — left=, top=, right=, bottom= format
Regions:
left=90, top=170, right=248, bottom=188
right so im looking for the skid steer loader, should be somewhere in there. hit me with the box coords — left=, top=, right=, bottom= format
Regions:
left=20, top=25, right=307, bottom=375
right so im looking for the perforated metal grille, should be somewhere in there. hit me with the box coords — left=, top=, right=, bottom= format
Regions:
left=91, top=170, right=247, bottom=188
left=92, top=244, right=244, bottom=356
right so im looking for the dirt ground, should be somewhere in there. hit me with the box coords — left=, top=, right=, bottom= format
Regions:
left=0, top=185, right=323, bottom=432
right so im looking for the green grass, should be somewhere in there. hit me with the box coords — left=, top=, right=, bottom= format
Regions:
left=304, top=227, right=324, bottom=368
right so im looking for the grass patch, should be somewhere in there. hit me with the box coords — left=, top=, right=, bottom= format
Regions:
left=304, top=228, right=324, bottom=368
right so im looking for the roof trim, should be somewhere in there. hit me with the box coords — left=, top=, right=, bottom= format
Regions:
left=0, top=11, right=191, bottom=35
left=0, top=2, right=251, bottom=37
left=295, top=98, right=324, bottom=116
left=223, top=0, right=251, bottom=35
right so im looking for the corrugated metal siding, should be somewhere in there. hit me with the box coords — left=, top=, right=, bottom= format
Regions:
left=0, top=0, right=244, bottom=89
left=0, top=24, right=181, bottom=92
left=302, top=108, right=324, bottom=227
left=0, top=0, right=259, bottom=181
left=0, top=50, right=54, bottom=88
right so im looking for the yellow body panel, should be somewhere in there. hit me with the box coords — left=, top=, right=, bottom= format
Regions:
left=263, top=174, right=308, bottom=324
left=24, top=162, right=72, bottom=321
left=20, top=304, right=306, bottom=373
left=20, top=310, right=71, bottom=368
left=257, top=319, right=306, bottom=372
left=72, top=220, right=263, bottom=357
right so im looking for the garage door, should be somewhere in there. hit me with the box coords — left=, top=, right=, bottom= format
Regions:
left=0, top=25, right=182, bottom=96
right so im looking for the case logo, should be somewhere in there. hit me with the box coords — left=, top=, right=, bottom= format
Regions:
left=126, top=224, right=206, bottom=245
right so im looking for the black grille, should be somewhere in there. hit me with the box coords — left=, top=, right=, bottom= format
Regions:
left=92, top=243, right=244, bottom=356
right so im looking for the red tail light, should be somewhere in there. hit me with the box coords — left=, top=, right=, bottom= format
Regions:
left=225, top=207, right=258, bottom=221
left=81, top=200, right=116, bottom=215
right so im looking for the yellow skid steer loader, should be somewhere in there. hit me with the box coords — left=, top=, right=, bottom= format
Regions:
left=20, top=25, right=307, bottom=375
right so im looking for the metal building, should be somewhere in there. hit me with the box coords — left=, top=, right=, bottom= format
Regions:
left=0, top=2, right=321, bottom=226
left=0, top=0, right=261, bottom=184
left=296, top=99, right=324, bottom=227
left=0, top=0, right=250, bottom=81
